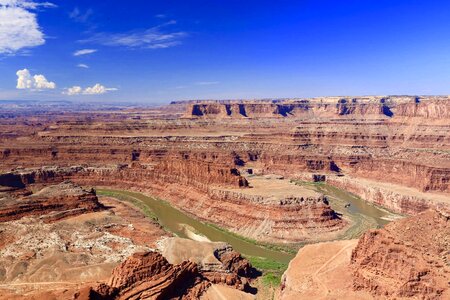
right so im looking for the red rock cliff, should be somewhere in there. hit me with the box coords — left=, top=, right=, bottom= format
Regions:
left=350, top=207, right=450, bottom=299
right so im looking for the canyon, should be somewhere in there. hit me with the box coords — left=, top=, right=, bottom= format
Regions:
left=0, top=95, right=449, bottom=299
left=0, top=180, right=256, bottom=299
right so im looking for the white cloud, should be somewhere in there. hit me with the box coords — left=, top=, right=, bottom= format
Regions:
left=73, top=48, right=97, bottom=56
left=33, top=73, right=55, bottom=89
left=79, top=21, right=186, bottom=49
left=77, top=63, right=89, bottom=68
left=65, top=85, right=82, bottom=95
left=63, top=83, right=117, bottom=95
left=83, top=83, right=107, bottom=95
left=16, top=68, right=56, bottom=90
left=0, top=1, right=54, bottom=54
left=0, top=1, right=55, bottom=9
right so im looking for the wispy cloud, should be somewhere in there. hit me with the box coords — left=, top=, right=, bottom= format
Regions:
left=77, top=63, right=89, bottom=68
left=69, top=7, right=93, bottom=23
left=4, top=1, right=56, bottom=9
left=195, top=81, right=219, bottom=85
left=155, top=14, right=166, bottom=18
left=73, top=48, right=97, bottom=56
left=63, top=83, right=117, bottom=95
left=79, top=21, right=187, bottom=49
left=16, top=68, right=56, bottom=90
left=0, top=1, right=55, bottom=55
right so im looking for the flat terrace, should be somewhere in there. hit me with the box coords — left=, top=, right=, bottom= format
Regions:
left=223, top=175, right=321, bottom=202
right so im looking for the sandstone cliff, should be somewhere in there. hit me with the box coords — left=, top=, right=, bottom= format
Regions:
left=0, top=181, right=104, bottom=223
left=350, top=207, right=450, bottom=299
left=184, top=96, right=450, bottom=119
left=280, top=208, right=450, bottom=299
left=75, top=250, right=254, bottom=300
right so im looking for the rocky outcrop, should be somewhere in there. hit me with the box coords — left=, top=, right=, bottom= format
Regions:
left=186, top=98, right=392, bottom=119
left=393, top=99, right=450, bottom=118
left=280, top=208, right=450, bottom=299
left=0, top=183, right=169, bottom=298
left=350, top=208, right=450, bottom=299
left=76, top=251, right=214, bottom=300
left=0, top=181, right=104, bottom=223
left=0, top=151, right=248, bottom=189
left=214, top=247, right=253, bottom=278
left=158, top=237, right=255, bottom=291
left=155, top=155, right=248, bottom=188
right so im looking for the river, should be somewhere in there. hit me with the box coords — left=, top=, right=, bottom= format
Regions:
left=97, top=184, right=399, bottom=264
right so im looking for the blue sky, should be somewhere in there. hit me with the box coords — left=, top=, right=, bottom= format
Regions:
left=1, top=0, right=450, bottom=104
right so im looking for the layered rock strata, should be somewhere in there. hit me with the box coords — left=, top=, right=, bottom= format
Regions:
left=0, top=166, right=346, bottom=243
left=0, top=181, right=104, bottom=223
left=351, top=207, right=450, bottom=299
left=76, top=251, right=210, bottom=300
left=76, top=242, right=257, bottom=300
left=0, top=96, right=449, bottom=242
left=281, top=208, right=450, bottom=299
left=185, top=96, right=450, bottom=119
left=0, top=182, right=169, bottom=299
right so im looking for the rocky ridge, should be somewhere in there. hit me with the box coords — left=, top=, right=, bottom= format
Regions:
left=0, top=181, right=104, bottom=223
left=351, top=207, right=450, bottom=299
left=76, top=251, right=210, bottom=300
left=280, top=208, right=450, bottom=299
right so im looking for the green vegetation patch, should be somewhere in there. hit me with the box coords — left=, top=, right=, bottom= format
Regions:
left=247, top=256, right=289, bottom=287
left=205, top=222, right=299, bottom=256
left=262, top=272, right=283, bottom=287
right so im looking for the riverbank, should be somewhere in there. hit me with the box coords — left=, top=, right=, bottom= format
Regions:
left=292, top=181, right=403, bottom=239
left=96, top=184, right=401, bottom=294
left=97, top=188, right=295, bottom=263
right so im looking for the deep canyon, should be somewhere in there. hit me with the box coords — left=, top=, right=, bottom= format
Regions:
left=0, top=96, right=449, bottom=299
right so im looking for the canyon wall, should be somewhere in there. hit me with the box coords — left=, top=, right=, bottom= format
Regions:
left=0, top=166, right=345, bottom=243
left=350, top=207, right=450, bottom=298
left=0, top=181, right=104, bottom=223
left=0, top=96, right=448, bottom=228
left=185, top=96, right=450, bottom=119
left=280, top=207, right=450, bottom=299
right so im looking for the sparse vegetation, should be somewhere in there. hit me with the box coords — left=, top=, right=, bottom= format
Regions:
left=246, top=256, right=289, bottom=287
left=262, top=272, right=283, bottom=287
left=205, top=222, right=299, bottom=256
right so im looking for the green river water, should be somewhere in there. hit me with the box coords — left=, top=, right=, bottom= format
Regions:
left=97, top=183, right=399, bottom=264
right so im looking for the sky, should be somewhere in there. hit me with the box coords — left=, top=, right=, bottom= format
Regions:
left=1, top=0, right=450, bottom=104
